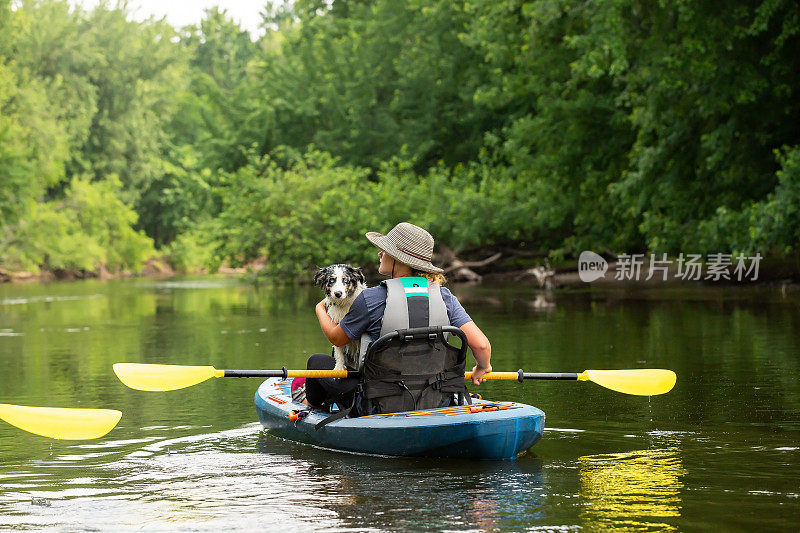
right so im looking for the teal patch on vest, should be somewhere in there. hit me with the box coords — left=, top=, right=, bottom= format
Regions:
left=400, top=276, right=428, bottom=297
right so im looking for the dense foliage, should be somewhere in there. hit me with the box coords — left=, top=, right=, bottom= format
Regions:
left=1, top=0, right=798, bottom=278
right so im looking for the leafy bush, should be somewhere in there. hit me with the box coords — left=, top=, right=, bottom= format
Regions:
left=164, top=227, right=216, bottom=273
left=1, top=177, right=154, bottom=274
left=690, top=146, right=800, bottom=256
left=208, top=149, right=566, bottom=277
left=751, top=146, right=800, bottom=254
left=209, top=150, right=373, bottom=276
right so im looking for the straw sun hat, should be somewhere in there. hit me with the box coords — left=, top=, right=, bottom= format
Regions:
left=366, top=222, right=444, bottom=274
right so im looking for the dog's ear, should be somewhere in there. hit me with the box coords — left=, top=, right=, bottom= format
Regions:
left=313, top=267, right=327, bottom=287
left=353, top=267, right=366, bottom=285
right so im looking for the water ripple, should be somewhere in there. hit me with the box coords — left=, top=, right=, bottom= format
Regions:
left=0, top=294, right=105, bottom=306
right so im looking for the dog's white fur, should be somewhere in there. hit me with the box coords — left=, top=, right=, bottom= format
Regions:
left=315, top=264, right=366, bottom=370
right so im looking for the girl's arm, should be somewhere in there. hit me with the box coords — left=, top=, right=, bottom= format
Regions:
left=315, top=300, right=352, bottom=347
left=460, top=320, right=492, bottom=385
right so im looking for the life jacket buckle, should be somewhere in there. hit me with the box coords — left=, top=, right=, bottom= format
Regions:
left=427, top=333, right=441, bottom=350
left=428, top=371, right=446, bottom=390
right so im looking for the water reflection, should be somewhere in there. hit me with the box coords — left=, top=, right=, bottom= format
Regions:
left=0, top=422, right=548, bottom=531
left=579, top=446, right=684, bottom=531
left=256, top=433, right=546, bottom=531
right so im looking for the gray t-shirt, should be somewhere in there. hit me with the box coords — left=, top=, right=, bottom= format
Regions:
left=339, top=285, right=472, bottom=342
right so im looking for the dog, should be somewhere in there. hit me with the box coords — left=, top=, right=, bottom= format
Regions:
left=314, top=264, right=366, bottom=371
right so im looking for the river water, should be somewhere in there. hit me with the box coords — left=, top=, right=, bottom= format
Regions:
left=0, top=278, right=798, bottom=531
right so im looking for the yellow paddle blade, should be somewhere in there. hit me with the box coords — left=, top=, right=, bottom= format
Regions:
left=113, top=363, right=218, bottom=391
left=582, top=369, right=677, bottom=396
left=0, top=404, right=122, bottom=440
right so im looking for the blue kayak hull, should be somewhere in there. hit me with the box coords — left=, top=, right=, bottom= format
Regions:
left=254, top=378, right=545, bottom=460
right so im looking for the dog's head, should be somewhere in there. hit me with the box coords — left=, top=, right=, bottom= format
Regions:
left=314, top=264, right=366, bottom=302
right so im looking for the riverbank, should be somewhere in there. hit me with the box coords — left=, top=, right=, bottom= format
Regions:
left=482, top=260, right=800, bottom=289
left=0, top=257, right=254, bottom=284
left=0, top=258, right=175, bottom=284
left=441, top=246, right=800, bottom=289
left=2, top=247, right=798, bottom=289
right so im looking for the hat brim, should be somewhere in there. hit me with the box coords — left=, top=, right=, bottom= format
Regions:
left=366, top=232, right=444, bottom=274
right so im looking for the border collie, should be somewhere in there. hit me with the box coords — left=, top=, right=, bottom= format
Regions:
left=314, top=264, right=366, bottom=371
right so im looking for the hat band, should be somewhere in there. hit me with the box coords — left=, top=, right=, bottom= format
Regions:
left=395, top=244, right=431, bottom=262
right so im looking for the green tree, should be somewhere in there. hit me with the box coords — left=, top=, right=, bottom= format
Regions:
left=257, top=0, right=493, bottom=170
left=610, top=0, right=800, bottom=253
left=172, top=7, right=260, bottom=171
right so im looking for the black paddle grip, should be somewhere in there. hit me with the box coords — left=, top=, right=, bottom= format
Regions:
left=520, top=372, right=580, bottom=381
left=222, top=369, right=287, bottom=378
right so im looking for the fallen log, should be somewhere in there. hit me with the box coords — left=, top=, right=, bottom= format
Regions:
left=437, top=245, right=503, bottom=283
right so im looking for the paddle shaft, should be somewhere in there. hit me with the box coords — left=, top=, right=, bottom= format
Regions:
left=221, top=368, right=357, bottom=379
left=221, top=368, right=580, bottom=382
left=114, top=362, right=674, bottom=395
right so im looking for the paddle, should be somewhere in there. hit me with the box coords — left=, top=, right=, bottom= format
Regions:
left=0, top=403, right=122, bottom=440
left=113, top=363, right=676, bottom=396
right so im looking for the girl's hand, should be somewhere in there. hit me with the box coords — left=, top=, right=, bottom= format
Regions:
left=471, top=364, right=492, bottom=385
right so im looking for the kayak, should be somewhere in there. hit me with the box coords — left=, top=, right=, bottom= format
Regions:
left=254, top=378, right=545, bottom=460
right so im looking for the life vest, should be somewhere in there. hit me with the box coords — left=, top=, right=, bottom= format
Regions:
left=359, top=277, right=470, bottom=414
left=347, top=276, right=450, bottom=370
left=314, top=276, right=470, bottom=429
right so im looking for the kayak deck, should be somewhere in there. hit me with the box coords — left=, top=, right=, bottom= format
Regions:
left=254, top=378, right=545, bottom=460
